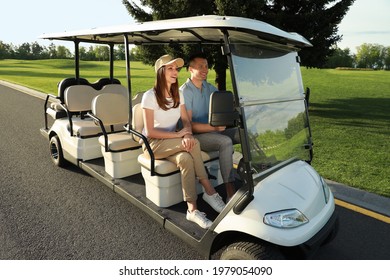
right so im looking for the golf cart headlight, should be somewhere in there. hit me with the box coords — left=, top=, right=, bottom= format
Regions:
left=320, top=176, right=330, bottom=203
left=264, top=209, right=308, bottom=228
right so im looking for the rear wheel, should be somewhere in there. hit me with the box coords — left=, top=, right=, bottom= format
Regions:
left=220, top=241, right=285, bottom=260
left=49, top=135, right=66, bottom=167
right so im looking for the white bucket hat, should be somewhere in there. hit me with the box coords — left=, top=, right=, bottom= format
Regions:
left=154, top=54, right=184, bottom=73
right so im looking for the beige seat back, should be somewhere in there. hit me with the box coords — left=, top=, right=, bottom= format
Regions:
left=64, top=85, right=96, bottom=112
left=131, top=103, right=144, bottom=142
left=132, top=91, right=145, bottom=106
left=92, top=93, right=128, bottom=126
left=101, top=84, right=128, bottom=98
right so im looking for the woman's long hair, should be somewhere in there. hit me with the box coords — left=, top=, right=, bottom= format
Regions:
left=154, top=66, right=180, bottom=110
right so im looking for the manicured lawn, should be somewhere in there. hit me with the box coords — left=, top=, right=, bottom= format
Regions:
left=301, top=68, right=390, bottom=197
left=0, top=59, right=180, bottom=95
left=1, top=59, right=389, bottom=197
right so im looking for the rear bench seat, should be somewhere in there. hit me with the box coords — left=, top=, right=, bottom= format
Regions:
left=46, top=79, right=129, bottom=138
left=45, top=78, right=123, bottom=122
left=64, top=85, right=129, bottom=138
left=46, top=77, right=91, bottom=120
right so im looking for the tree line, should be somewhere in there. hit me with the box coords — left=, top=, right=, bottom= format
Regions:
left=325, top=44, right=390, bottom=69
left=0, top=41, right=131, bottom=61
left=2, top=39, right=389, bottom=70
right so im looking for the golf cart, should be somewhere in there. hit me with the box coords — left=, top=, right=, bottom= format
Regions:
left=40, top=15, right=338, bottom=259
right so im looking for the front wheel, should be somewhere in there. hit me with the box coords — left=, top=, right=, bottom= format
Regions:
left=49, top=135, right=66, bottom=167
left=220, top=241, right=285, bottom=260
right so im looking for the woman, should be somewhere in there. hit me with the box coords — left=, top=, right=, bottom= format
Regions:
left=141, top=54, right=225, bottom=229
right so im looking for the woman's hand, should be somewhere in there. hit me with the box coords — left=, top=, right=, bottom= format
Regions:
left=181, top=134, right=195, bottom=152
left=177, top=127, right=195, bottom=152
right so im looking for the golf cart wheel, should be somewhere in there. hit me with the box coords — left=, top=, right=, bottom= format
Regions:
left=49, top=135, right=66, bottom=167
left=220, top=241, right=285, bottom=260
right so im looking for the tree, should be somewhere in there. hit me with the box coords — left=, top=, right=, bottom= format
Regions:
left=122, top=0, right=354, bottom=89
left=31, top=41, right=47, bottom=59
left=356, top=43, right=386, bottom=69
left=215, top=0, right=266, bottom=17
left=16, top=43, right=32, bottom=59
left=324, top=47, right=354, bottom=68
left=260, top=0, right=355, bottom=68
left=0, top=41, right=5, bottom=59
left=383, top=47, right=390, bottom=70
left=0, top=41, right=13, bottom=59
left=115, top=44, right=126, bottom=60
left=94, top=45, right=110, bottom=61
left=48, top=43, right=57, bottom=58
left=122, top=0, right=224, bottom=86
left=56, top=45, right=72, bottom=59
left=122, top=0, right=266, bottom=89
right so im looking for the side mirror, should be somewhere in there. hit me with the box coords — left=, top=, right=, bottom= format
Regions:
left=209, top=91, right=239, bottom=127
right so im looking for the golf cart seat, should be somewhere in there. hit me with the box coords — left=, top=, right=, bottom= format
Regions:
left=131, top=91, right=145, bottom=106
left=90, top=93, right=142, bottom=178
left=63, top=85, right=105, bottom=137
left=65, top=83, right=133, bottom=137
left=46, top=77, right=122, bottom=120
left=100, top=83, right=128, bottom=97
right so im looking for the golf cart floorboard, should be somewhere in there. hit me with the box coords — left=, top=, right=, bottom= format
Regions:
left=80, top=158, right=222, bottom=241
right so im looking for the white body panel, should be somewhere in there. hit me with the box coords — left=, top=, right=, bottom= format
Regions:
left=142, top=159, right=223, bottom=208
left=50, top=119, right=102, bottom=161
left=101, top=146, right=142, bottom=178
left=215, top=161, right=335, bottom=246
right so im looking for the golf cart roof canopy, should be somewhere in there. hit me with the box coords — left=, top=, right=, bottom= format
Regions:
left=39, top=15, right=312, bottom=48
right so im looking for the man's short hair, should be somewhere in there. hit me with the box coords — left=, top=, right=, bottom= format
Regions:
left=188, top=52, right=208, bottom=69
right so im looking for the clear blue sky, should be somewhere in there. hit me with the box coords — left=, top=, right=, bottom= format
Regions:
left=1, top=0, right=390, bottom=53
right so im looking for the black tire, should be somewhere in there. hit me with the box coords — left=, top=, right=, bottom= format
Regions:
left=49, top=135, right=66, bottom=167
left=220, top=241, right=285, bottom=260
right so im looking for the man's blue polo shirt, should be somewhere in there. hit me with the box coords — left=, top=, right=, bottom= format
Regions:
left=180, top=78, right=218, bottom=124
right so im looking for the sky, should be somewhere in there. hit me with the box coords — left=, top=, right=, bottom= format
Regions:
left=1, top=0, right=390, bottom=53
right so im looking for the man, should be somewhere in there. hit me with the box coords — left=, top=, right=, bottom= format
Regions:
left=180, top=53, right=239, bottom=202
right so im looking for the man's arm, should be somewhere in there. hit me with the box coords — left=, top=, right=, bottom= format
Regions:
left=187, top=110, right=226, bottom=133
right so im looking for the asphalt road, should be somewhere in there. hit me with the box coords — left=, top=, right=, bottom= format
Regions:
left=1, top=83, right=389, bottom=260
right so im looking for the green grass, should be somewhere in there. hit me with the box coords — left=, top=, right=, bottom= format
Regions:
left=301, top=68, right=390, bottom=197
left=0, top=59, right=189, bottom=96
left=1, top=59, right=389, bottom=197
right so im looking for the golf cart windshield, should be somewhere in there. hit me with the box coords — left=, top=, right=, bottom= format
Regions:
left=230, top=44, right=312, bottom=181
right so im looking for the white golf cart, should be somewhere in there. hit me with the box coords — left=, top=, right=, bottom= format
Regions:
left=40, top=15, right=338, bottom=259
